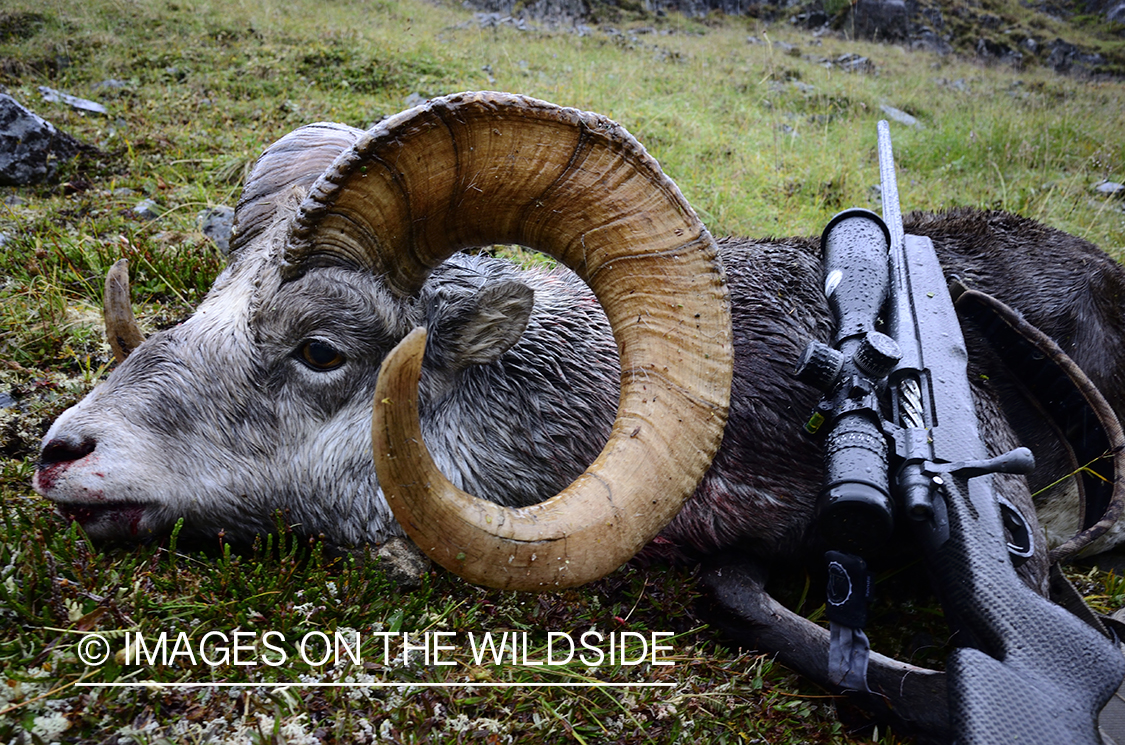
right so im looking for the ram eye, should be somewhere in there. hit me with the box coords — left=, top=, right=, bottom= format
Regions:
left=297, top=340, right=345, bottom=371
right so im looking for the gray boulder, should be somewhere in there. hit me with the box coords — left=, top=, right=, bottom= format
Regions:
left=653, top=0, right=768, bottom=16
left=133, top=198, right=162, bottom=220
left=197, top=205, right=235, bottom=255
left=912, top=29, right=953, bottom=55
left=38, top=86, right=107, bottom=116
left=0, top=95, right=86, bottom=186
left=880, top=103, right=924, bottom=129
left=1095, top=180, right=1125, bottom=198
left=976, top=37, right=1024, bottom=67
left=463, top=0, right=591, bottom=23
left=834, top=53, right=876, bottom=73
left=849, top=0, right=908, bottom=40
left=1046, top=39, right=1104, bottom=75
left=1079, top=0, right=1125, bottom=20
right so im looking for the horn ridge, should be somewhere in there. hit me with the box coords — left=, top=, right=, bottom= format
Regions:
left=233, top=122, right=365, bottom=258
left=286, top=91, right=731, bottom=589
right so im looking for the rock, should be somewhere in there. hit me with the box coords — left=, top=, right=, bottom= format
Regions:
left=470, top=11, right=533, bottom=30
left=934, top=77, right=971, bottom=93
left=0, top=391, right=15, bottom=410
left=455, top=0, right=1125, bottom=66
left=92, top=79, right=129, bottom=90
left=133, top=198, right=162, bottom=220
left=919, top=4, right=944, bottom=29
left=0, top=95, right=86, bottom=186
left=834, top=53, right=875, bottom=73
left=375, top=536, right=431, bottom=588
left=976, top=37, right=1024, bottom=68
left=1095, top=181, right=1125, bottom=198
left=849, top=0, right=908, bottom=40
left=912, top=29, right=952, bottom=55
left=880, top=104, right=924, bottom=129
left=62, top=178, right=91, bottom=195
left=403, top=93, right=428, bottom=108
left=791, top=10, right=829, bottom=28
left=91, top=80, right=132, bottom=100
left=1046, top=39, right=1104, bottom=75
left=197, top=205, right=235, bottom=255
left=37, top=86, right=107, bottom=116
left=977, top=12, right=1001, bottom=28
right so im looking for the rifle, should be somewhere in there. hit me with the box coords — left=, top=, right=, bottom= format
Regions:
left=795, top=121, right=1125, bottom=743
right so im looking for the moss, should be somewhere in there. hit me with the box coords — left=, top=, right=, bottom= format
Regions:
left=586, top=0, right=651, bottom=25
left=0, top=11, right=49, bottom=43
left=296, top=43, right=458, bottom=95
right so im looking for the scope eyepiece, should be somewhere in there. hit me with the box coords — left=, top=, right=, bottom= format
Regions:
left=815, top=393, right=895, bottom=555
left=817, top=482, right=896, bottom=554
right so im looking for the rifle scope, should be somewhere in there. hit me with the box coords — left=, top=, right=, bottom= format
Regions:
left=797, top=209, right=900, bottom=555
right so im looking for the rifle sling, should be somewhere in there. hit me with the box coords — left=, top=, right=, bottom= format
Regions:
left=953, top=286, right=1125, bottom=563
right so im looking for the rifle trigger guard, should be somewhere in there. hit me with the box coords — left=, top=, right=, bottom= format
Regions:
left=997, top=496, right=1035, bottom=567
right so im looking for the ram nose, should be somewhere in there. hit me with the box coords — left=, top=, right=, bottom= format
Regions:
left=34, top=436, right=97, bottom=492
left=41, top=436, right=97, bottom=465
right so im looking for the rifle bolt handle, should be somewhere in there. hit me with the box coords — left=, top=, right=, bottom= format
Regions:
left=948, top=447, right=1036, bottom=479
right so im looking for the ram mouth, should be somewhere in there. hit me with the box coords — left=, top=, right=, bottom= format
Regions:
left=56, top=501, right=149, bottom=536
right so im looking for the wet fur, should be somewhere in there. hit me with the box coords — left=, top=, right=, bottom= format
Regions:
left=37, top=207, right=1125, bottom=591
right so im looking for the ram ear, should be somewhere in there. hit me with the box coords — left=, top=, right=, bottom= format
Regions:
left=425, top=280, right=534, bottom=371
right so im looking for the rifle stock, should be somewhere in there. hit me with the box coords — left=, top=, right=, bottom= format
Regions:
left=804, top=122, right=1125, bottom=743
left=892, top=232, right=1122, bottom=744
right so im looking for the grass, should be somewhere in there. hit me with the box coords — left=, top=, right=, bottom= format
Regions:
left=1, top=0, right=1124, bottom=742
left=0, top=500, right=865, bottom=744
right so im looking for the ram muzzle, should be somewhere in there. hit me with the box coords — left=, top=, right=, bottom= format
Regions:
left=278, top=92, right=734, bottom=590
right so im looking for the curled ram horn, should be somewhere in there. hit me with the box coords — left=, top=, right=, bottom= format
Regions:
left=103, top=258, right=145, bottom=363
left=283, top=91, right=734, bottom=590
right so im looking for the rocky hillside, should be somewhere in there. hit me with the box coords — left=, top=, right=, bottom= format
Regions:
left=467, top=0, right=1125, bottom=76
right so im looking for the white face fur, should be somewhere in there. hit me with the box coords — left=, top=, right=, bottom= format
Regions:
left=33, top=242, right=411, bottom=547
left=33, top=224, right=613, bottom=550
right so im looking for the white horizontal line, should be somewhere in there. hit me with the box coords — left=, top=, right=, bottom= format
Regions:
left=77, top=681, right=675, bottom=689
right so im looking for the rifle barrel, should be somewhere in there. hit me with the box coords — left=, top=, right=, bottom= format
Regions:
left=877, top=120, right=904, bottom=255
